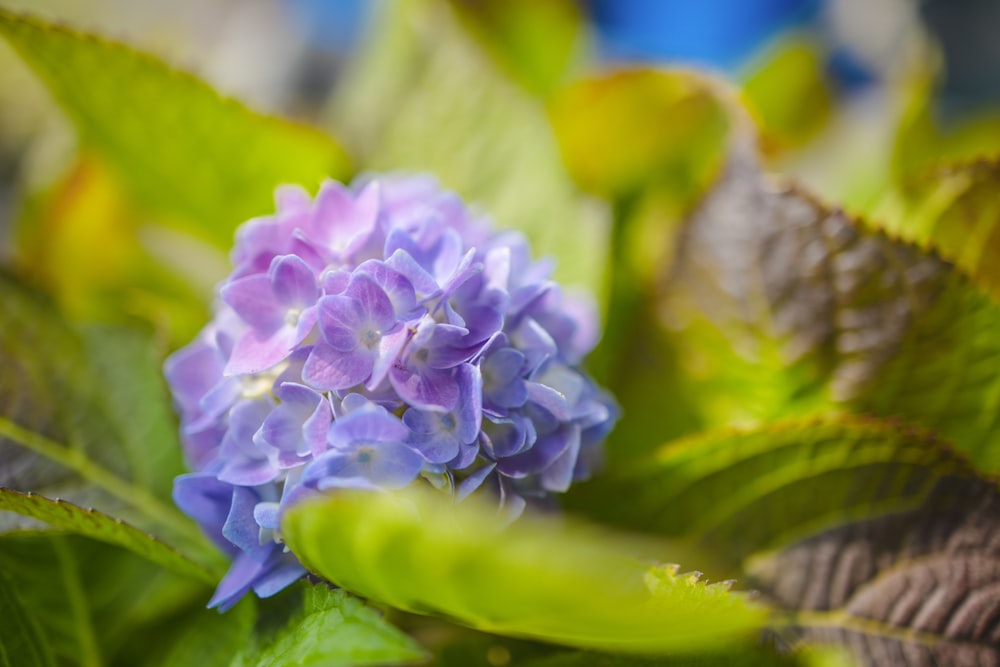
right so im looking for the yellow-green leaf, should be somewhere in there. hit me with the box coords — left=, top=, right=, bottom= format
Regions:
left=549, top=69, right=729, bottom=204
left=282, top=487, right=766, bottom=654
left=0, top=8, right=349, bottom=247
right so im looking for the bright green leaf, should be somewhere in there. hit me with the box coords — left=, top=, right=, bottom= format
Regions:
left=0, top=489, right=213, bottom=583
left=0, top=8, right=349, bottom=247
left=282, top=487, right=767, bottom=654
left=249, top=586, right=426, bottom=667
left=332, top=0, right=610, bottom=301
left=0, top=566, right=56, bottom=667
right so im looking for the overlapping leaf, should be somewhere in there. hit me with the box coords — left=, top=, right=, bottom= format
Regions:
left=246, top=587, right=426, bottom=667
left=154, top=598, right=256, bottom=667
left=0, top=534, right=209, bottom=667
left=0, top=566, right=54, bottom=667
left=873, top=158, right=1000, bottom=303
left=283, top=487, right=766, bottom=654
left=659, top=143, right=1000, bottom=471
left=582, top=417, right=1000, bottom=666
left=0, top=490, right=211, bottom=582
left=0, top=273, right=221, bottom=572
left=0, top=8, right=349, bottom=247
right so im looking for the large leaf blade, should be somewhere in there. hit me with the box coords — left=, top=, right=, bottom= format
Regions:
left=0, top=8, right=349, bottom=246
left=873, top=158, right=1000, bottom=304
left=584, top=418, right=1000, bottom=665
left=283, top=487, right=766, bottom=654
left=581, top=419, right=982, bottom=571
left=248, top=587, right=427, bottom=667
left=0, top=272, right=221, bottom=572
left=0, top=489, right=213, bottom=582
left=660, top=142, right=1000, bottom=471
left=0, top=566, right=56, bottom=667
left=0, top=533, right=210, bottom=667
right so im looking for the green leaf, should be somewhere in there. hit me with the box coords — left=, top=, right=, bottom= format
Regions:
left=579, top=418, right=982, bottom=573
left=0, top=566, right=56, bottom=667
left=516, top=645, right=845, bottom=667
left=0, top=8, right=349, bottom=247
left=0, top=272, right=222, bottom=573
left=13, top=155, right=216, bottom=347
left=892, top=78, right=1000, bottom=188
left=332, top=0, right=611, bottom=301
left=247, top=586, right=426, bottom=667
left=659, top=144, right=1000, bottom=471
left=581, top=418, right=1000, bottom=665
left=0, top=489, right=212, bottom=582
left=548, top=69, right=729, bottom=204
left=872, top=158, right=1000, bottom=304
left=741, top=38, right=832, bottom=153
left=282, top=487, right=767, bottom=654
left=0, top=533, right=209, bottom=667
left=156, top=598, right=256, bottom=667
left=448, top=0, right=585, bottom=98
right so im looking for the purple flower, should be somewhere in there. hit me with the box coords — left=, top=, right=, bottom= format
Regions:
left=223, top=254, right=321, bottom=375
left=303, top=402, right=424, bottom=490
left=165, top=174, right=617, bottom=610
left=302, top=273, right=401, bottom=391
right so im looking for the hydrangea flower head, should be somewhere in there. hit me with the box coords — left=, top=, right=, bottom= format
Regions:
left=166, top=175, right=618, bottom=610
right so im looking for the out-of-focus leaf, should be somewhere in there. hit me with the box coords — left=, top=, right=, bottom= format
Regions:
left=0, top=565, right=55, bottom=667
left=742, top=38, right=832, bottom=154
left=660, top=142, right=1000, bottom=470
left=517, top=645, right=845, bottom=667
left=549, top=69, right=729, bottom=205
left=546, top=69, right=730, bottom=460
left=749, top=471, right=1000, bottom=665
left=893, top=78, right=1000, bottom=188
left=448, top=0, right=584, bottom=98
left=579, top=418, right=982, bottom=572
left=0, top=533, right=209, bottom=667
left=283, top=487, right=766, bottom=654
left=244, top=586, right=425, bottom=667
left=0, top=8, right=349, bottom=247
left=14, top=156, right=217, bottom=345
left=872, top=158, right=1000, bottom=304
left=582, top=417, right=1000, bottom=666
left=0, top=490, right=212, bottom=582
left=156, top=598, right=255, bottom=667
left=0, top=272, right=221, bottom=571
left=332, top=0, right=610, bottom=301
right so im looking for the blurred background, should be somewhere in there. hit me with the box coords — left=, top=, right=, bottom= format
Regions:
left=2, top=0, right=1000, bottom=435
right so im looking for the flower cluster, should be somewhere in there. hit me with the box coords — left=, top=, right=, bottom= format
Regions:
left=166, top=175, right=617, bottom=610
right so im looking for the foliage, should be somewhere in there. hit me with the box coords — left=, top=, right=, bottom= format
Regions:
left=2, top=1, right=1000, bottom=666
